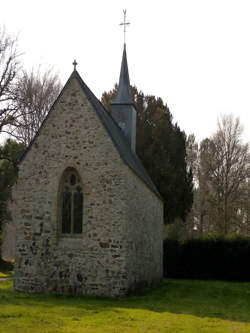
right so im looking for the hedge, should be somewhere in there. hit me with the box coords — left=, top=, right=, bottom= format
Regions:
left=163, top=236, right=250, bottom=281
left=0, top=257, right=13, bottom=271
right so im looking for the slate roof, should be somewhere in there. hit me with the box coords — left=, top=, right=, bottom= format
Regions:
left=112, top=44, right=133, bottom=105
left=19, top=70, right=162, bottom=200
left=75, top=71, right=162, bottom=199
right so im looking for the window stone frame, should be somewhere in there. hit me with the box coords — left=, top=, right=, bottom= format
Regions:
left=58, top=167, right=83, bottom=237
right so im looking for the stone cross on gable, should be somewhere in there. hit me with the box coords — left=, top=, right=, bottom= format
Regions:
left=120, top=9, right=130, bottom=44
left=73, top=60, right=78, bottom=71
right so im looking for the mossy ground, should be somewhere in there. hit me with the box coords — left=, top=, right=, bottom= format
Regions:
left=0, top=277, right=250, bottom=332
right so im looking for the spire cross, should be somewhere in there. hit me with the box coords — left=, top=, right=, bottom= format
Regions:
left=73, top=59, right=78, bottom=71
left=120, top=9, right=130, bottom=44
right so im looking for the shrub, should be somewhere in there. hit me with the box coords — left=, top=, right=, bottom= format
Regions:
left=164, top=235, right=250, bottom=281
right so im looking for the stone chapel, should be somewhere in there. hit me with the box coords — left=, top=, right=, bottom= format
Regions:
left=12, top=42, right=163, bottom=297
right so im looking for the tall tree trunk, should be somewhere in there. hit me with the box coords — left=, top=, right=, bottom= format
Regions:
left=224, top=195, right=228, bottom=235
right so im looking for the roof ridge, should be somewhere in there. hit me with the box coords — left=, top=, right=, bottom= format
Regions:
left=74, top=72, right=162, bottom=199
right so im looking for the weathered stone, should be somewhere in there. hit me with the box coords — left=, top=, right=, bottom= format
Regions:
left=99, top=242, right=109, bottom=248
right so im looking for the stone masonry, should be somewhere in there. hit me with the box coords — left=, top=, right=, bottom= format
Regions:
left=12, top=71, right=163, bottom=297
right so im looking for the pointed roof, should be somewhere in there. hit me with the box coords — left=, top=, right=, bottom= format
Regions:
left=19, top=70, right=162, bottom=200
left=112, top=44, right=133, bottom=105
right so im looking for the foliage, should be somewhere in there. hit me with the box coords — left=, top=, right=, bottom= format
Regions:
left=0, top=279, right=250, bottom=332
left=164, top=235, right=250, bottom=281
left=0, top=260, right=13, bottom=273
left=164, top=217, right=185, bottom=241
left=102, top=85, right=193, bottom=224
left=185, top=134, right=199, bottom=184
left=0, top=139, right=25, bottom=233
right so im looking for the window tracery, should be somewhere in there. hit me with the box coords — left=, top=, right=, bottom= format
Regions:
left=59, top=168, right=83, bottom=235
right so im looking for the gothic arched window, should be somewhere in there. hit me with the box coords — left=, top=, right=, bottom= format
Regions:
left=59, top=168, right=83, bottom=235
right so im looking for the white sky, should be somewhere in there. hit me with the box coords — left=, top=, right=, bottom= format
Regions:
left=1, top=0, right=250, bottom=144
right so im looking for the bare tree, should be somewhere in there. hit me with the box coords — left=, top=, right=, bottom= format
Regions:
left=0, top=26, right=21, bottom=136
left=198, top=114, right=250, bottom=234
left=11, top=67, right=61, bottom=145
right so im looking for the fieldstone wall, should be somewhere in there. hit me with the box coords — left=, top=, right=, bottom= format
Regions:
left=124, top=168, right=163, bottom=291
left=12, top=73, right=163, bottom=297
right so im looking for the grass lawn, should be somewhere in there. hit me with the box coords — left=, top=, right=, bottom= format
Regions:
left=0, top=278, right=250, bottom=332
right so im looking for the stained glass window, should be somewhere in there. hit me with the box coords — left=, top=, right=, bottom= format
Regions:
left=60, top=169, right=83, bottom=235
left=73, top=191, right=83, bottom=233
left=62, top=191, right=71, bottom=233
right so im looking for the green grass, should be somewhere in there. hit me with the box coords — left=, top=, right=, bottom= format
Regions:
left=0, top=270, right=14, bottom=278
left=0, top=278, right=250, bottom=332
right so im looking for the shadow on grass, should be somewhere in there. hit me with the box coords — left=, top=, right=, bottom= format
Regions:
left=1, top=278, right=250, bottom=323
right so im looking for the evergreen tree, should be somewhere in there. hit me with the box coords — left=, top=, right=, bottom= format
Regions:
left=102, top=85, right=193, bottom=224
left=0, top=139, right=25, bottom=233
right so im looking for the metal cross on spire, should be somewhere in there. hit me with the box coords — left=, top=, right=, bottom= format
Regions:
left=120, top=9, right=130, bottom=44
left=73, top=59, right=78, bottom=71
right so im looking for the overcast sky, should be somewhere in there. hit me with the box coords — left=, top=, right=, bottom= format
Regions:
left=2, top=0, right=250, bottom=144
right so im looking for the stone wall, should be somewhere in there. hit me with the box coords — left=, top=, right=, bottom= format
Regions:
left=124, top=168, right=163, bottom=291
left=13, top=74, right=163, bottom=297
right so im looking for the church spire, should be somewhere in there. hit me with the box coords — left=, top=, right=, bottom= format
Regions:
left=111, top=10, right=137, bottom=153
left=112, top=44, right=133, bottom=104
left=112, top=10, right=132, bottom=104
